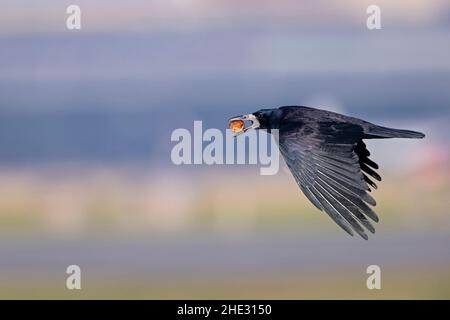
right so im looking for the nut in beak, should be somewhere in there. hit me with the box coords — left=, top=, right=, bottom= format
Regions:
left=229, top=119, right=245, bottom=134
left=228, top=114, right=260, bottom=135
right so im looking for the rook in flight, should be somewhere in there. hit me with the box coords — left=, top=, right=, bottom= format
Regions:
left=229, top=106, right=425, bottom=239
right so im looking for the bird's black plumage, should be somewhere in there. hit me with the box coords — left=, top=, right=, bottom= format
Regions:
left=251, top=106, right=425, bottom=239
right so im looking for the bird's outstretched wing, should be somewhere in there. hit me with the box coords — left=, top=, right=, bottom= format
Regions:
left=278, top=123, right=381, bottom=239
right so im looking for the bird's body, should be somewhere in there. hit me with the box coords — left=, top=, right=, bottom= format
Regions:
left=229, top=106, right=425, bottom=239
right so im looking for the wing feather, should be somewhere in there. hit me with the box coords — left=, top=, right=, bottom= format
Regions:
left=309, top=185, right=356, bottom=237
left=279, top=129, right=382, bottom=239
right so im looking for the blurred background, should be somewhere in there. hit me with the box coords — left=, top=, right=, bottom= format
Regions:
left=0, top=0, right=449, bottom=299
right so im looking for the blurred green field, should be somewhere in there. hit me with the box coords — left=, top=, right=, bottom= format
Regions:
left=1, top=267, right=449, bottom=299
left=0, top=165, right=448, bottom=234
left=0, top=165, right=448, bottom=299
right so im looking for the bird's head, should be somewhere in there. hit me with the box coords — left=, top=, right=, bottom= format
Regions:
left=228, top=109, right=275, bottom=135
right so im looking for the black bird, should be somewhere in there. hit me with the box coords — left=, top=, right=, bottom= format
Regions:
left=229, top=106, right=425, bottom=239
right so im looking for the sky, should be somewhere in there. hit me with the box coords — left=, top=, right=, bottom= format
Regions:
left=0, top=0, right=448, bottom=165
left=1, top=0, right=450, bottom=34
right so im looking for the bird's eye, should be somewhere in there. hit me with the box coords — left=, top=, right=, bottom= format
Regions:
left=229, top=119, right=245, bottom=133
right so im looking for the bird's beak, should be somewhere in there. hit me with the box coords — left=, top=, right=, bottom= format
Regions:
left=228, top=114, right=260, bottom=136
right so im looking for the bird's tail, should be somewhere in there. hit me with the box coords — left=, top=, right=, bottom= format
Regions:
left=366, top=125, right=425, bottom=139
